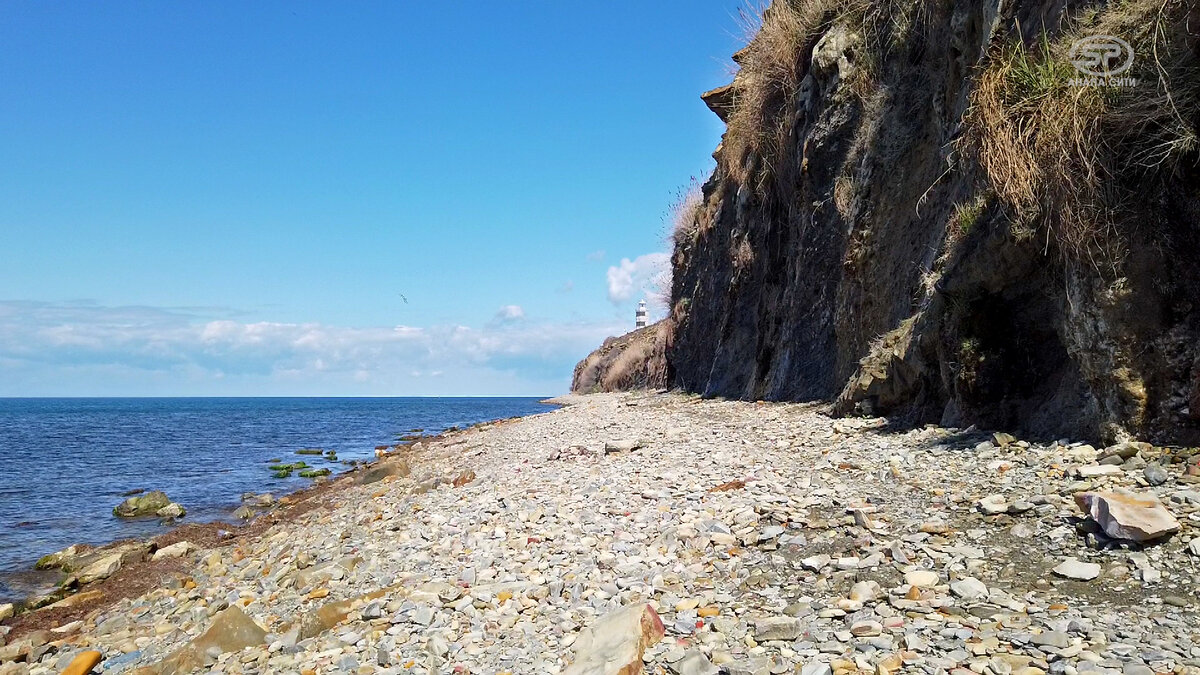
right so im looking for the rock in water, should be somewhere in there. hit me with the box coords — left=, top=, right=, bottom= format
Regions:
left=140, top=605, right=268, bottom=674
left=35, top=544, right=81, bottom=570
left=156, top=502, right=186, bottom=519
left=563, top=602, right=664, bottom=675
left=113, top=490, right=172, bottom=517
left=1053, top=557, right=1101, bottom=581
left=1074, top=491, right=1180, bottom=542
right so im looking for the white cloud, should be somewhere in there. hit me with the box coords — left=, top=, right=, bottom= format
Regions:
left=606, top=252, right=669, bottom=305
left=493, top=305, right=525, bottom=321
left=586, top=250, right=606, bottom=262
left=0, top=301, right=624, bottom=396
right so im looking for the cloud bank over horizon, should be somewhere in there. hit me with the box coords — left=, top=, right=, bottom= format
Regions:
left=0, top=300, right=625, bottom=397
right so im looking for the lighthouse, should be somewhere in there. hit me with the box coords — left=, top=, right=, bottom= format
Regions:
left=635, top=299, right=648, bottom=329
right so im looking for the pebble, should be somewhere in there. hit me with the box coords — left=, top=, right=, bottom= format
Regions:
left=15, top=393, right=1198, bottom=675
left=1053, top=558, right=1102, bottom=581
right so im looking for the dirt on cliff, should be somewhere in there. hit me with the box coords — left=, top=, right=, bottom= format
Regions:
left=660, top=0, right=1200, bottom=444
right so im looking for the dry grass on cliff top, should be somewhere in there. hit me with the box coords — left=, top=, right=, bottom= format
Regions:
left=723, top=0, right=935, bottom=190
left=724, top=0, right=860, bottom=186
left=968, top=0, right=1199, bottom=269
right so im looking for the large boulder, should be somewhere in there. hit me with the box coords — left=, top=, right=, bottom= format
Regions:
left=134, top=606, right=267, bottom=674
left=564, top=603, right=665, bottom=675
left=355, top=457, right=411, bottom=485
left=77, top=553, right=122, bottom=584
left=1074, top=491, right=1181, bottom=542
left=113, top=490, right=172, bottom=518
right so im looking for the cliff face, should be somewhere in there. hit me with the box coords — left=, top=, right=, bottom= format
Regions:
left=669, top=0, right=1200, bottom=442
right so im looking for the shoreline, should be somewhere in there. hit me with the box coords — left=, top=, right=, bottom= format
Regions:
left=3, top=391, right=1199, bottom=673
left=0, top=407, right=554, bottom=635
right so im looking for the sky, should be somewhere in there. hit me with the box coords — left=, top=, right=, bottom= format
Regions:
left=0, top=1, right=747, bottom=396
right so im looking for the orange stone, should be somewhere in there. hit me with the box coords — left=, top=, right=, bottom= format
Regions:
left=697, top=606, right=719, bottom=617
left=497, top=590, right=513, bottom=603
left=307, top=588, right=330, bottom=600
left=61, top=650, right=103, bottom=675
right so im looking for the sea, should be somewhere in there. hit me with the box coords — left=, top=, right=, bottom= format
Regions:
left=0, top=397, right=555, bottom=603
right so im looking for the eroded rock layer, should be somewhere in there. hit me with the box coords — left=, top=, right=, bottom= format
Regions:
left=669, top=0, right=1200, bottom=443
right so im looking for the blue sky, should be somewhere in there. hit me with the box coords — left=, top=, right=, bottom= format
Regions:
left=0, top=1, right=745, bottom=396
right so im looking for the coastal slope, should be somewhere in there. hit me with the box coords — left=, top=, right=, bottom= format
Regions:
left=9, top=392, right=1200, bottom=672
left=663, top=0, right=1200, bottom=443
left=570, top=320, right=669, bottom=394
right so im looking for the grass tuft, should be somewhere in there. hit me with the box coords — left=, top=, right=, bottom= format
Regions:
left=966, top=1, right=1199, bottom=269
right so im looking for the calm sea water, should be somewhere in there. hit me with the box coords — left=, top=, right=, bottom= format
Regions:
left=0, top=397, right=554, bottom=602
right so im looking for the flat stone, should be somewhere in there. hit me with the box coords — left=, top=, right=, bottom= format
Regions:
left=1074, top=491, right=1181, bottom=542
left=905, top=570, right=939, bottom=588
left=755, top=616, right=803, bottom=641
left=1077, top=465, right=1124, bottom=478
left=604, top=439, right=643, bottom=453
left=152, top=541, right=194, bottom=561
left=978, top=495, right=1009, bottom=515
left=1032, top=631, right=1070, bottom=649
left=61, top=650, right=103, bottom=675
left=950, top=577, right=988, bottom=600
left=563, top=603, right=664, bottom=675
left=801, top=663, right=833, bottom=675
left=672, top=649, right=719, bottom=675
left=801, top=554, right=831, bottom=571
left=850, top=620, right=882, bottom=637
left=1053, top=558, right=1101, bottom=581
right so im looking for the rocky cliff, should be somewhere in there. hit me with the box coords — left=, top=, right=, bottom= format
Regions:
left=571, top=321, right=669, bottom=394
left=664, top=0, right=1200, bottom=443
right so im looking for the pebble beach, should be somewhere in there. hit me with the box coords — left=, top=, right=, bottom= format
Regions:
left=4, top=391, right=1200, bottom=674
